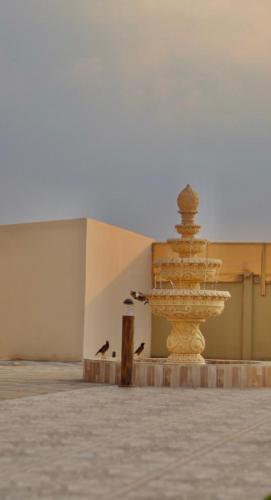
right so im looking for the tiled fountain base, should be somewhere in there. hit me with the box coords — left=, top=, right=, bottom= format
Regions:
left=84, top=358, right=271, bottom=389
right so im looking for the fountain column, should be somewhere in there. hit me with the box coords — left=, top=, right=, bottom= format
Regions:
left=167, top=320, right=206, bottom=363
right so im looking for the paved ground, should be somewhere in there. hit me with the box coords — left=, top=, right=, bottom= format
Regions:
left=0, top=362, right=271, bottom=499
left=0, top=361, right=84, bottom=400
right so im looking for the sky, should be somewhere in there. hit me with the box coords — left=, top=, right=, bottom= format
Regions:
left=0, top=0, right=271, bottom=241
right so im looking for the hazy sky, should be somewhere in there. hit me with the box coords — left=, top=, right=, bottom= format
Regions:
left=1, top=1, right=271, bottom=241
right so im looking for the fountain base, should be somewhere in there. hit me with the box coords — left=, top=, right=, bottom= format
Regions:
left=84, top=358, right=271, bottom=389
left=167, top=353, right=205, bottom=364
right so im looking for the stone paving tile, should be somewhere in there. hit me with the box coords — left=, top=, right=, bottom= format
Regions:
left=125, top=418, right=271, bottom=500
left=0, top=363, right=271, bottom=499
left=0, top=361, right=85, bottom=400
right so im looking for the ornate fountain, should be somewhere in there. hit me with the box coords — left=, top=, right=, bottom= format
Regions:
left=147, top=184, right=231, bottom=364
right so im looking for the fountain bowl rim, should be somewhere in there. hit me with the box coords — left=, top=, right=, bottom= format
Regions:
left=154, top=257, right=222, bottom=266
left=148, top=289, right=231, bottom=298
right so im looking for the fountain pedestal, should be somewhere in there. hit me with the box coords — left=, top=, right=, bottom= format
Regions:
left=167, top=320, right=205, bottom=364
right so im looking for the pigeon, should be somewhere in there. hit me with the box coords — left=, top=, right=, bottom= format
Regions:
left=134, top=342, right=145, bottom=356
left=130, top=291, right=149, bottom=305
left=95, top=340, right=109, bottom=357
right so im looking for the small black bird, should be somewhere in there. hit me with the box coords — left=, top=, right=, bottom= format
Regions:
left=130, top=291, right=149, bottom=305
left=134, top=342, right=145, bottom=357
left=95, top=340, right=109, bottom=357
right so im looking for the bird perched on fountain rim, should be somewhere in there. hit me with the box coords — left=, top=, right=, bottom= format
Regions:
left=130, top=291, right=149, bottom=304
left=95, top=340, right=109, bottom=357
left=134, top=342, right=145, bottom=357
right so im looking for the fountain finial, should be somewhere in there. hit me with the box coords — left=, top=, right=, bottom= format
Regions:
left=177, top=184, right=199, bottom=214
left=176, top=184, right=200, bottom=237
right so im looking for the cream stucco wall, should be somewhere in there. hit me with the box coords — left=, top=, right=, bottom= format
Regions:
left=83, top=219, right=154, bottom=359
left=0, top=219, right=86, bottom=361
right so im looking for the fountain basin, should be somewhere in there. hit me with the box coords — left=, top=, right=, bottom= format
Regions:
left=147, top=289, right=230, bottom=364
left=154, top=257, right=222, bottom=285
left=167, top=238, right=207, bottom=257
left=148, top=289, right=230, bottom=321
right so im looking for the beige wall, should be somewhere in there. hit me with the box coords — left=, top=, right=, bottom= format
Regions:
left=152, top=242, right=271, bottom=361
left=0, top=217, right=153, bottom=362
left=5, top=218, right=270, bottom=362
left=0, top=219, right=86, bottom=361
left=83, top=219, right=154, bottom=359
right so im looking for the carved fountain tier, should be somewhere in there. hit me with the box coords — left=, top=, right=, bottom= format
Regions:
left=147, top=184, right=230, bottom=364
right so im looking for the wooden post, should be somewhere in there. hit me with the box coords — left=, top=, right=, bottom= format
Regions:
left=119, top=298, right=134, bottom=387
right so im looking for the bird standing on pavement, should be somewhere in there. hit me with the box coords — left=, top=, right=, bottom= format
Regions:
left=95, top=340, right=109, bottom=358
left=134, top=342, right=145, bottom=357
left=130, top=291, right=149, bottom=305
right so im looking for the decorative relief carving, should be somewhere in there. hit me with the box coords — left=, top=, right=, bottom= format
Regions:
left=166, top=322, right=205, bottom=356
left=168, top=238, right=207, bottom=257
left=154, top=257, right=222, bottom=266
left=150, top=304, right=225, bottom=320
left=150, top=289, right=230, bottom=298
left=167, top=353, right=205, bottom=363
